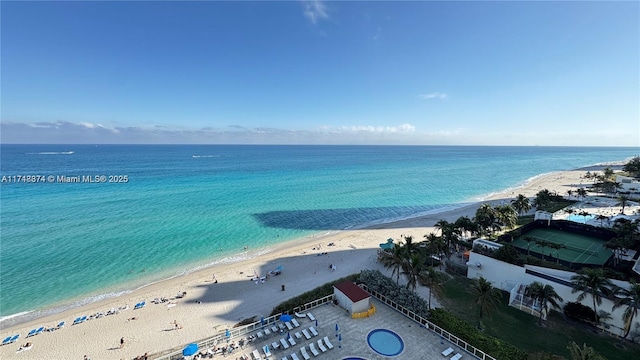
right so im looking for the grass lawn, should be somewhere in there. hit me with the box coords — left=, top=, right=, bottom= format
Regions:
left=439, top=277, right=640, bottom=360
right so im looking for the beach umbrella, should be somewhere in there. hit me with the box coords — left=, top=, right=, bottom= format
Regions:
left=315, top=319, right=318, bottom=327
left=183, top=343, right=198, bottom=356
left=287, top=332, right=290, bottom=339
left=279, top=314, right=292, bottom=322
left=335, top=323, right=339, bottom=336
left=338, top=333, right=342, bottom=349
left=260, top=316, right=265, bottom=327
left=225, top=329, right=231, bottom=338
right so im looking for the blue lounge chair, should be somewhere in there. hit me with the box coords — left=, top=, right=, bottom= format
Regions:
left=33, top=327, right=44, bottom=336
left=72, top=317, right=82, bottom=325
left=26, top=329, right=37, bottom=338
left=1, top=336, right=12, bottom=346
left=134, top=301, right=146, bottom=310
left=8, top=335, right=19, bottom=344
left=57, top=321, right=65, bottom=329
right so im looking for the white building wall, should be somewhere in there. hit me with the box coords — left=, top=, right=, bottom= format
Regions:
left=333, top=290, right=352, bottom=313
left=466, top=252, right=638, bottom=336
left=351, top=298, right=370, bottom=314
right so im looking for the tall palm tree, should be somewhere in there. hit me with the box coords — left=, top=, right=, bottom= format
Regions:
left=470, top=277, right=502, bottom=321
left=603, top=167, right=614, bottom=181
left=523, top=236, right=535, bottom=256
left=617, top=195, right=630, bottom=214
left=454, top=216, right=475, bottom=241
left=525, top=281, right=564, bottom=324
left=576, top=188, right=587, bottom=201
left=380, top=244, right=405, bottom=285
left=578, top=211, right=591, bottom=224
left=495, top=204, right=518, bottom=230
left=424, top=232, right=445, bottom=259
left=403, top=235, right=416, bottom=256
left=595, top=214, right=608, bottom=227
left=435, top=220, right=458, bottom=257
left=570, top=268, right=614, bottom=324
left=566, top=342, right=605, bottom=360
left=547, top=243, right=566, bottom=264
left=474, top=203, right=496, bottom=237
left=401, top=253, right=424, bottom=291
left=419, top=266, right=443, bottom=310
left=535, top=239, right=552, bottom=260
left=511, top=194, right=532, bottom=216
left=612, top=279, right=640, bottom=339
left=533, top=189, right=552, bottom=210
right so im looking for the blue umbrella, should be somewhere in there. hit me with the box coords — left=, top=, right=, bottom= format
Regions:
left=225, top=329, right=231, bottom=338
left=287, top=332, right=291, bottom=339
left=280, top=314, right=292, bottom=322
left=183, top=343, right=198, bottom=356
left=335, top=323, right=339, bottom=336
left=315, top=319, right=318, bottom=327
left=260, top=316, right=265, bottom=327
left=338, top=333, right=342, bottom=348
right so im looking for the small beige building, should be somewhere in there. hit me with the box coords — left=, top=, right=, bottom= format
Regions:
left=333, top=281, right=370, bottom=315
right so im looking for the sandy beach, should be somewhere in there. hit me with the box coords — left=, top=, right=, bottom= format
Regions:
left=0, top=167, right=612, bottom=359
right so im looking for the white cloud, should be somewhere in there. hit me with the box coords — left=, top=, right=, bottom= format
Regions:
left=419, top=92, right=448, bottom=100
left=303, top=0, right=329, bottom=24
left=321, top=124, right=416, bottom=133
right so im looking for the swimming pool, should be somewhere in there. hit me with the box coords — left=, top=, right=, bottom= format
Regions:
left=367, top=329, right=404, bottom=356
left=567, top=214, right=596, bottom=223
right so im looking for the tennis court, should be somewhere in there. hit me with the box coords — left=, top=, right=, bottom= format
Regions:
left=512, top=228, right=612, bottom=266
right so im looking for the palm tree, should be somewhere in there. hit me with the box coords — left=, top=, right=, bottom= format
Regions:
left=380, top=244, right=405, bottom=285
left=470, top=277, right=502, bottom=321
left=495, top=204, right=518, bottom=231
left=424, top=232, right=445, bottom=258
left=419, top=266, right=443, bottom=310
left=576, top=188, right=587, bottom=201
left=595, top=214, right=608, bottom=227
left=454, top=216, right=475, bottom=241
left=511, top=194, right=532, bottom=216
left=578, top=211, right=591, bottom=224
left=474, top=203, right=496, bottom=237
left=547, top=243, right=566, bottom=264
left=533, top=189, right=552, bottom=210
left=603, top=167, right=614, bottom=181
left=401, top=253, right=424, bottom=291
left=403, top=235, right=416, bottom=256
left=617, top=195, right=630, bottom=214
left=566, top=342, right=605, bottom=360
left=535, top=239, right=552, bottom=260
left=612, top=279, right=640, bottom=339
left=523, top=236, right=535, bottom=256
left=570, top=268, right=614, bottom=324
left=435, top=220, right=459, bottom=257
left=567, top=190, right=573, bottom=200
left=525, top=281, right=564, bottom=324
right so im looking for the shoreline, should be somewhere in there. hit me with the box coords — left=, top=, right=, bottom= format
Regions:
left=0, top=164, right=621, bottom=359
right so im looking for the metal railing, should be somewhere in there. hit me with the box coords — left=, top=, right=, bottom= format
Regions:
left=152, top=294, right=334, bottom=360
left=359, top=284, right=497, bottom=360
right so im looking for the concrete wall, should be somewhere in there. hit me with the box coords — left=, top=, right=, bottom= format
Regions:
left=467, top=252, right=638, bottom=336
left=333, top=289, right=352, bottom=313
left=352, top=298, right=370, bottom=314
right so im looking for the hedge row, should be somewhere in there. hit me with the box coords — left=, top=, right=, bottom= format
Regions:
left=429, top=308, right=528, bottom=360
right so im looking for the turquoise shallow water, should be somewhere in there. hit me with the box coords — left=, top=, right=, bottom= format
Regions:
left=0, top=145, right=637, bottom=325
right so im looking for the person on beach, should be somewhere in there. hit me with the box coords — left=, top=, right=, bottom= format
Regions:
left=173, top=319, right=182, bottom=330
left=120, top=337, right=125, bottom=348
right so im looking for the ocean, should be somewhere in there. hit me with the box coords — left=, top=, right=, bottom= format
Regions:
left=0, top=145, right=637, bottom=327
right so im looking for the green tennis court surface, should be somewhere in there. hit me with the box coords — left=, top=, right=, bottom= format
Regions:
left=512, top=228, right=612, bottom=266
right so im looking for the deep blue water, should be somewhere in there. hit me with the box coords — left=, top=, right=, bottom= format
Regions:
left=0, top=145, right=637, bottom=325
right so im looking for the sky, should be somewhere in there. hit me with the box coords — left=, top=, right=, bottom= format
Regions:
left=1, top=1, right=639, bottom=146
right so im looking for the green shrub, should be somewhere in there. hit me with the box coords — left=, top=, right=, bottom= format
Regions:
left=359, top=270, right=431, bottom=318
left=430, top=308, right=528, bottom=360
left=563, top=302, right=595, bottom=324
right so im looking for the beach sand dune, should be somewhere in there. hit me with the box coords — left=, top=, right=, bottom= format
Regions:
left=0, top=168, right=596, bottom=359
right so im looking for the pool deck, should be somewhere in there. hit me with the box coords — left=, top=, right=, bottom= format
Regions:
left=232, top=298, right=468, bottom=360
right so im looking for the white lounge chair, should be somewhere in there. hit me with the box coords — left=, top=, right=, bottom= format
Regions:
left=288, top=336, right=297, bottom=346
left=257, top=331, right=264, bottom=339
left=451, top=354, right=463, bottom=360
left=280, top=338, right=290, bottom=349
left=317, top=339, right=327, bottom=353
left=263, top=345, right=272, bottom=358
left=302, top=329, right=311, bottom=340
left=322, top=336, right=333, bottom=350
left=309, top=326, right=318, bottom=337
left=252, top=349, right=262, bottom=360
left=281, top=357, right=289, bottom=360
left=264, top=328, right=272, bottom=336
left=306, top=313, right=316, bottom=322
left=272, top=325, right=279, bottom=333
left=294, top=312, right=306, bottom=318
left=294, top=331, right=302, bottom=339
left=442, top=347, right=454, bottom=356
left=300, top=347, right=311, bottom=360
left=291, top=318, right=300, bottom=327
left=309, top=343, right=320, bottom=357
left=272, top=341, right=280, bottom=350
left=290, top=353, right=300, bottom=360
left=286, top=321, right=294, bottom=330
